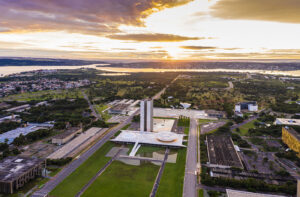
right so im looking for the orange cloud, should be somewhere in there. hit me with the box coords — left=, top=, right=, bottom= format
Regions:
left=211, top=0, right=300, bottom=23
left=107, top=33, right=200, bottom=42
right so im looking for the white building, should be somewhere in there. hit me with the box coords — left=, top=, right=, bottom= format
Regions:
left=226, top=189, right=285, bottom=197
left=140, top=99, right=153, bottom=132
left=235, top=101, right=258, bottom=112
left=275, top=118, right=300, bottom=126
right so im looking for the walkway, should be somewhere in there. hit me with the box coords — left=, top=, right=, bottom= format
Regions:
left=75, top=147, right=124, bottom=197
left=82, top=90, right=101, bottom=120
left=149, top=148, right=169, bottom=197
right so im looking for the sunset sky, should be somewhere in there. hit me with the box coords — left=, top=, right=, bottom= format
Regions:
left=0, top=0, right=300, bottom=60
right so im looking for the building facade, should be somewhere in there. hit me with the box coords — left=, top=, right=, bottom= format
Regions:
left=140, top=99, right=153, bottom=132
left=235, top=101, right=258, bottom=112
left=282, top=127, right=300, bottom=157
left=0, top=157, right=45, bottom=194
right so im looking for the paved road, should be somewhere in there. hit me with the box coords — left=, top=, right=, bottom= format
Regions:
left=150, top=148, right=169, bottom=197
left=32, top=111, right=139, bottom=197
left=82, top=90, right=101, bottom=120
left=226, top=81, right=234, bottom=90
left=183, top=118, right=198, bottom=197
left=230, top=114, right=259, bottom=131
left=75, top=147, right=124, bottom=197
left=152, top=75, right=179, bottom=100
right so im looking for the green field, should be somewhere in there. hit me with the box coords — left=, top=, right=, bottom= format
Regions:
left=199, top=189, right=204, bottom=197
left=50, top=142, right=115, bottom=197
left=156, top=148, right=187, bottom=197
left=238, top=120, right=258, bottom=136
left=94, top=104, right=111, bottom=121
left=0, top=89, right=83, bottom=102
left=82, top=161, right=160, bottom=197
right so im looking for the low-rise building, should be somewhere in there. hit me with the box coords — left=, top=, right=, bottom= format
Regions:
left=52, top=127, right=82, bottom=145
left=0, top=156, right=45, bottom=194
left=108, top=103, right=130, bottom=115
left=275, top=118, right=300, bottom=126
left=226, top=189, right=285, bottom=197
left=235, top=101, right=258, bottom=112
left=282, top=126, right=300, bottom=156
left=205, top=110, right=226, bottom=119
left=5, top=104, right=31, bottom=113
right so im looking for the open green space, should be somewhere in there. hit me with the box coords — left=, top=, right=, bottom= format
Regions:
left=238, top=120, right=258, bottom=136
left=82, top=161, right=160, bottom=197
left=50, top=142, right=115, bottom=197
left=94, top=104, right=111, bottom=121
left=136, top=145, right=164, bottom=155
left=156, top=148, right=187, bottom=197
left=198, top=119, right=214, bottom=125
left=0, top=89, right=83, bottom=102
left=198, top=189, right=204, bottom=197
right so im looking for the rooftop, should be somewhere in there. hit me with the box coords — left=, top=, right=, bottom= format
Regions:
left=53, top=127, right=81, bottom=140
left=109, top=103, right=130, bottom=111
left=153, top=108, right=216, bottom=120
left=236, top=101, right=257, bottom=105
left=111, top=130, right=185, bottom=148
left=153, top=118, right=175, bottom=133
left=226, top=189, right=286, bottom=197
left=0, top=156, right=44, bottom=182
left=207, top=135, right=243, bottom=168
left=275, top=118, right=300, bottom=126
left=0, top=122, right=53, bottom=144
left=283, top=126, right=300, bottom=141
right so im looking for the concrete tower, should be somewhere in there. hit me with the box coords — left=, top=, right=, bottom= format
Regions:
left=140, top=99, right=153, bottom=132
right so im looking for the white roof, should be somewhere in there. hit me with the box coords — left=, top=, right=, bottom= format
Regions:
left=275, top=118, right=300, bottom=126
left=226, top=189, right=286, bottom=197
left=153, top=108, right=216, bottom=120
left=111, top=130, right=185, bottom=147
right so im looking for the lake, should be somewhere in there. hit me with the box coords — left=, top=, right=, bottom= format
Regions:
left=0, top=64, right=299, bottom=77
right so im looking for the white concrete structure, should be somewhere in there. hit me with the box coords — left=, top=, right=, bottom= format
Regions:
left=153, top=108, right=216, bottom=120
left=140, top=99, right=153, bottom=132
left=153, top=118, right=175, bottom=133
left=275, top=118, right=300, bottom=126
left=111, top=130, right=185, bottom=148
left=0, top=115, right=19, bottom=123
left=226, top=189, right=285, bottom=197
left=235, top=105, right=241, bottom=112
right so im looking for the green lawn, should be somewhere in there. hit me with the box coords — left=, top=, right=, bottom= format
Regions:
left=156, top=148, right=187, bottom=197
left=50, top=142, right=115, bottom=197
left=199, top=189, right=204, bottom=197
left=82, top=161, right=160, bottom=197
left=94, top=104, right=111, bottom=121
left=238, top=120, right=258, bottom=136
left=0, top=89, right=83, bottom=102
left=136, top=146, right=164, bottom=155
left=198, top=119, right=214, bottom=125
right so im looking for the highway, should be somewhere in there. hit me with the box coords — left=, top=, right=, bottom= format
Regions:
left=32, top=111, right=138, bottom=197
left=183, top=118, right=198, bottom=197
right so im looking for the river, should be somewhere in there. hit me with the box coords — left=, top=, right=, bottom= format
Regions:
left=0, top=64, right=299, bottom=77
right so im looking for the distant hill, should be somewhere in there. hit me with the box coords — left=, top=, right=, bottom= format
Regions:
left=0, top=57, right=106, bottom=66
left=108, top=61, right=300, bottom=71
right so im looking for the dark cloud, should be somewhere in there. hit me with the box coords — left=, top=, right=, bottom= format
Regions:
left=180, top=46, right=217, bottom=50
left=107, top=33, right=200, bottom=42
left=0, top=0, right=192, bottom=35
left=211, top=0, right=300, bottom=23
